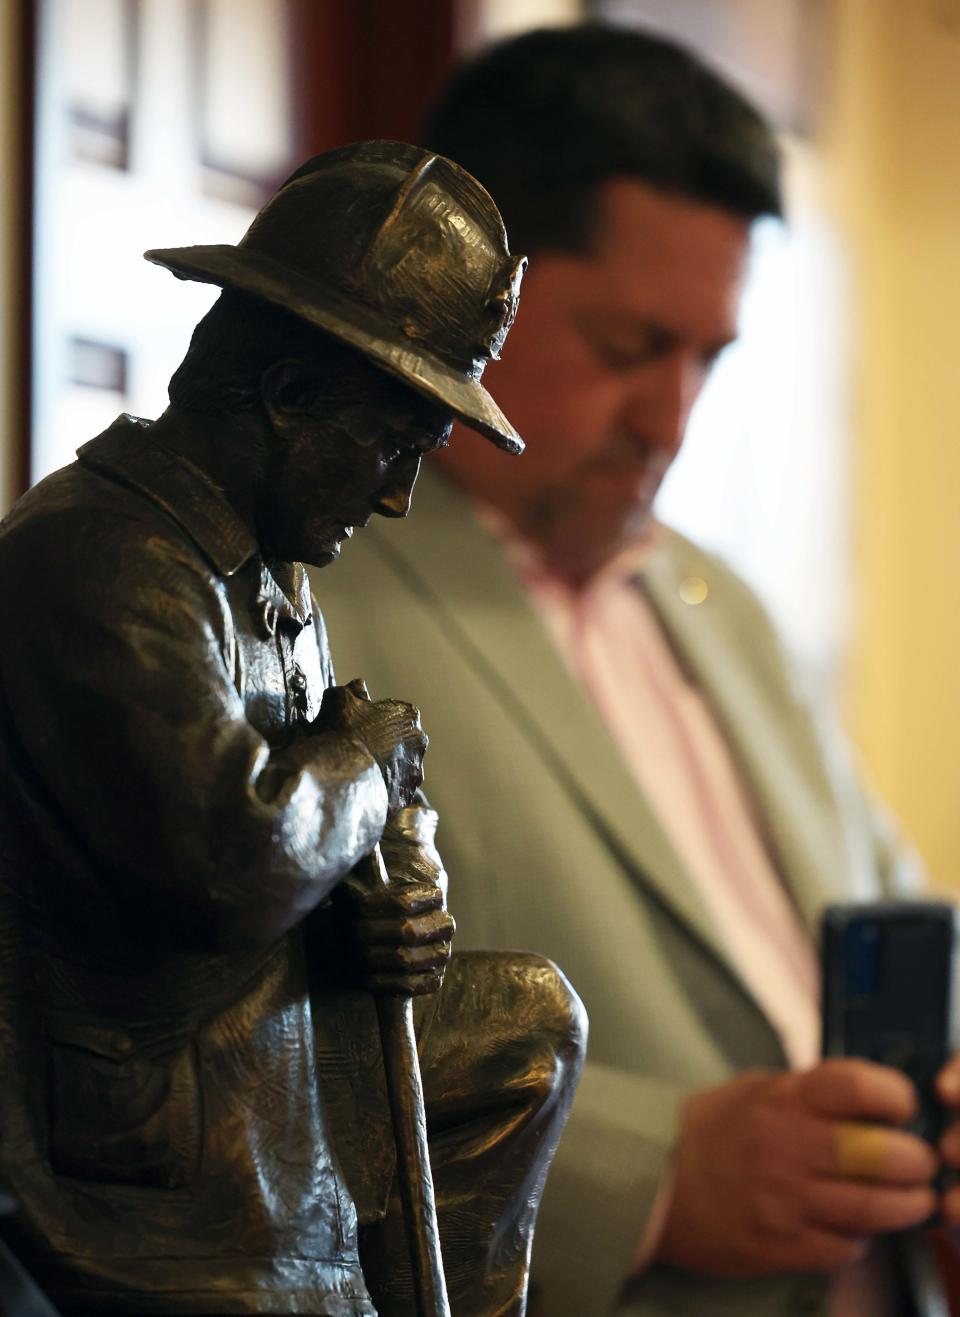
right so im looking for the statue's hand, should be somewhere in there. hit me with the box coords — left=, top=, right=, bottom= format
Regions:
left=378, top=802, right=448, bottom=903
left=318, top=678, right=427, bottom=813
left=340, top=804, right=454, bottom=997
left=343, top=876, right=454, bottom=998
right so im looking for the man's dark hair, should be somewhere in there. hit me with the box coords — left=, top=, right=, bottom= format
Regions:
left=421, top=23, right=782, bottom=256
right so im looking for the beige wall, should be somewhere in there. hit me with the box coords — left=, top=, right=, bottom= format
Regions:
left=0, top=0, right=24, bottom=515
left=827, top=0, right=960, bottom=886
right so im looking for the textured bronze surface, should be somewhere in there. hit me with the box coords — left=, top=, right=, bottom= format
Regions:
left=0, top=141, right=583, bottom=1317
left=146, top=142, right=526, bottom=454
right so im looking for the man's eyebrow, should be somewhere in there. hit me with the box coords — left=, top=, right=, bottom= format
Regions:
left=577, top=311, right=662, bottom=343
left=576, top=312, right=673, bottom=359
left=581, top=311, right=738, bottom=359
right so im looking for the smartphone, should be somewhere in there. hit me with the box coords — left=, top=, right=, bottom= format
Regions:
left=821, top=900, right=956, bottom=1144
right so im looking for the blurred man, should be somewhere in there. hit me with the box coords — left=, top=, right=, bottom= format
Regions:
left=316, top=28, right=960, bottom=1317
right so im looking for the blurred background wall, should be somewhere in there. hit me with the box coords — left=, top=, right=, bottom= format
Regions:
left=0, top=1, right=28, bottom=516
left=826, top=0, right=960, bottom=897
left=2, top=0, right=960, bottom=894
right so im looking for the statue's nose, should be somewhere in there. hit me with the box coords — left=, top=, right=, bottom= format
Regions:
left=376, top=488, right=412, bottom=517
left=374, top=454, right=422, bottom=518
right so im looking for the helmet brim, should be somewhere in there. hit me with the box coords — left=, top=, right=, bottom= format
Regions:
left=145, top=244, right=524, bottom=455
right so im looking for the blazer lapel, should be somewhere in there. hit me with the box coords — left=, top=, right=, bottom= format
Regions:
left=642, top=530, right=846, bottom=938
left=372, top=468, right=756, bottom=982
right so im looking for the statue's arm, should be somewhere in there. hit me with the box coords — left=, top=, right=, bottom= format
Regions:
left=5, top=521, right=389, bottom=949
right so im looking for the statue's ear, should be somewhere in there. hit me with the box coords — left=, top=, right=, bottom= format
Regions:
left=261, top=359, right=317, bottom=436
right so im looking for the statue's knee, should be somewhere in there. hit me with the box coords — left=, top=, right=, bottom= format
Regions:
left=433, top=950, right=586, bottom=1105
left=513, top=951, right=587, bottom=1063
left=492, top=952, right=587, bottom=1108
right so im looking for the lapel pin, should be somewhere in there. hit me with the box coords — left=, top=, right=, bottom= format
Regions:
left=678, top=575, right=709, bottom=606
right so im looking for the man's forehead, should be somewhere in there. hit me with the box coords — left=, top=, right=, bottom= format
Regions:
left=576, top=180, right=751, bottom=335
left=591, top=178, right=753, bottom=277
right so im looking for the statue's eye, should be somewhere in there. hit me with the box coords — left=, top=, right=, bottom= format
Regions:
left=379, top=438, right=403, bottom=462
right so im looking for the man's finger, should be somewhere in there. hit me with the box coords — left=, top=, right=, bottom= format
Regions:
left=833, top=1123, right=936, bottom=1183
left=939, top=1117, right=960, bottom=1166
left=800, top=1058, right=918, bottom=1124
left=805, top=1178, right=936, bottom=1234
left=835, top=1124, right=887, bottom=1178
left=939, top=1181, right=960, bottom=1227
left=936, top=1054, right=960, bottom=1107
left=757, top=1228, right=868, bottom=1276
left=787, top=1118, right=933, bottom=1184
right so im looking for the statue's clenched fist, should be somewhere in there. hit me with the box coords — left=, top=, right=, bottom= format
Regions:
left=338, top=805, right=455, bottom=997
left=319, top=677, right=427, bottom=813
left=343, top=876, right=454, bottom=998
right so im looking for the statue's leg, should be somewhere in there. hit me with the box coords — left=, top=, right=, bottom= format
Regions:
left=359, top=950, right=586, bottom=1317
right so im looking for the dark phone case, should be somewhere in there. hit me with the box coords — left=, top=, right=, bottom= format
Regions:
left=821, top=900, right=956, bottom=1145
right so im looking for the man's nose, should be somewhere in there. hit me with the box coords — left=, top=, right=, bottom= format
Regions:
left=622, top=348, right=706, bottom=457
left=373, top=454, right=422, bottom=518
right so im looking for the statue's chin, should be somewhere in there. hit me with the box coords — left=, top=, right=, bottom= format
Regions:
left=306, top=537, right=346, bottom=570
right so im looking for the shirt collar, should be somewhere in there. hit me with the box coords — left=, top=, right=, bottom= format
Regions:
left=471, top=497, right=662, bottom=599
left=78, top=414, right=257, bottom=576
left=260, top=560, right=313, bottom=630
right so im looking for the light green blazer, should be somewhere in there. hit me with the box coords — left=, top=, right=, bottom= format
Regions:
left=313, top=465, right=935, bottom=1317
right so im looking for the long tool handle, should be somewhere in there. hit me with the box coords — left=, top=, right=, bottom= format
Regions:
left=376, top=990, right=450, bottom=1317
left=367, top=844, right=451, bottom=1317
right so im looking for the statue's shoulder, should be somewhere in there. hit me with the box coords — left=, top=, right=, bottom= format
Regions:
left=0, top=418, right=231, bottom=622
left=0, top=444, right=136, bottom=584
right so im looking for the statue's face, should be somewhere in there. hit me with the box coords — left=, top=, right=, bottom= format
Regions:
left=260, top=370, right=453, bottom=567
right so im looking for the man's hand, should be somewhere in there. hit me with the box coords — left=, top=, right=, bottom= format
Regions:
left=654, top=1060, right=937, bottom=1277
left=318, top=678, right=427, bottom=813
left=338, top=804, right=454, bottom=997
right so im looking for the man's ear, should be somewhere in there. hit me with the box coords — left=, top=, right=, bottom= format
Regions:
left=261, top=359, right=317, bottom=437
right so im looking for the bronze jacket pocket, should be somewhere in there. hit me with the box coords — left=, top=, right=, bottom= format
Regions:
left=45, top=1016, right=201, bottom=1189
